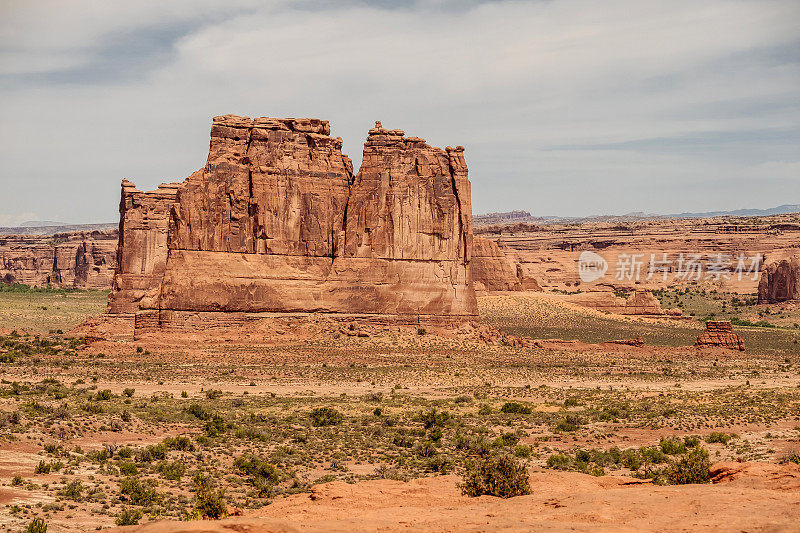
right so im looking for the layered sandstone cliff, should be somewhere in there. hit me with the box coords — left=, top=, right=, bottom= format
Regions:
left=0, top=231, right=117, bottom=289
left=758, top=257, right=800, bottom=303
left=107, top=116, right=477, bottom=333
left=472, top=236, right=541, bottom=291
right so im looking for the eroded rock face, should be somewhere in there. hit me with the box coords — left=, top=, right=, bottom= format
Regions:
left=694, top=321, right=745, bottom=351
left=107, top=181, right=180, bottom=314
left=471, top=236, right=540, bottom=291
left=758, top=257, right=800, bottom=303
left=107, top=116, right=477, bottom=333
left=0, top=231, right=117, bottom=289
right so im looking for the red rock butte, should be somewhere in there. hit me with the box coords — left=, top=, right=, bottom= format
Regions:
left=106, top=115, right=477, bottom=336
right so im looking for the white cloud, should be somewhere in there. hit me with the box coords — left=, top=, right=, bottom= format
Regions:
left=0, top=0, right=797, bottom=221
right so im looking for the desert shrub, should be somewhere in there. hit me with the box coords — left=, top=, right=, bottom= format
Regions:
left=514, top=444, right=533, bottom=458
left=115, top=508, right=142, bottom=526
left=310, top=407, right=343, bottom=427
left=186, top=403, right=210, bottom=420
left=683, top=436, right=700, bottom=448
left=459, top=454, right=531, bottom=498
left=546, top=453, right=572, bottom=470
left=418, top=407, right=450, bottom=429
left=205, top=389, right=222, bottom=400
left=705, top=432, right=736, bottom=445
left=500, top=402, right=531, bottom=415
left=60, top=479, right=83, bottom=501
left=193, top=473, right=227, bottom=518
left=414, top=441, right=437, bottom=458
left=494, top=432, right=520, bottom=447
left=164, top=435, right=194, bottom=451
left=621, top=448, right=642, bottom=470
left=118, top=462, right=138, bottom=476
left=666, top=447, right=711, bottom=485
left=205, top=415, right=229, bottom=436
left=158, top=460, right=186, bottom=481
left=563, top=397, right=581, bottom=407
left=779, top=451, right=800, bottom=464
left=117, top=446, right=133, bottom=459
left=94, top=389, right=113, bottom=401
left=659, top=437, right=687, bottom=455
left=234, top=454, right=279, bottom=497
left=122, top=388, right=135, bottom=397
left=424, top=453, right=452, bottom=473
left=34, top=460, right=50, bottom=474
left=639, top=446, right=666, bottom=464
left=26, top=517, right=47, bottom=533
left=136, top=444, right=166, bottom=463
left=119, top=477, right=159, bottom=506
left=554, top=415, right=583, bottom=432
left=12, top=475, right=23, bottom=486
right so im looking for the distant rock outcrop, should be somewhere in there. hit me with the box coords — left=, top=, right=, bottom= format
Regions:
left=695, top=321, right=745, bottom=351
left=566, top=290, right=666, bottom=316
left=471, top=236, right=541, bottom=291
left=758, top=257, right=800, bottom=303
left=105, top=116, right=477, bottom=335
left=0, top=231, right=117, bottom=289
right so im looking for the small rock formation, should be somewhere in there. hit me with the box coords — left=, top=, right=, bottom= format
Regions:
left=471, top=236, right=541, bottom=291
left=0, top=231, right=117, bottom=289
left=758, top=257, right=800, bottom=303
left=566, top=290, right=665, bottom=315
left=694, top=321, right=745, bottom=351
left=106, top=116, right=477, bottom=336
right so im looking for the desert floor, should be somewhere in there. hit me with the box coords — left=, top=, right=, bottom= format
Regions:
left=0, top=287, right=799, bottom=531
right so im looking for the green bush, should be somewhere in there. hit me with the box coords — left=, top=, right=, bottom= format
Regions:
left=119, top=477, right=159, bottom=506
left=118, top=462, right=138, bottom=476
left=705, top=432, right=736, bottom=445
left=659, top=437, right=687, bottom=455
left=459, top=454, right=531, bottom=498
left=95, top=389, right=113, bottom=401
left=34, top=460, right=50, bottom=474
left=554, top=414, right=583, bottom=432
left=158, top=460, right=186, bottom=481
left=499, top=402, right=532, bottom=415
left=122, top=388, right=135, bottom=398
left=115, top=508, right=143, bottom=526
left=164, top=435, right=194, bottom=451
left=546, top=453, right=572, bottom=470
left=204, top=415, right=229, bottom=436
left=193, top=473, right=227, bottom=518
left=186, top=403, right=210, bottom=420
left=418, top=407, right=450, bottom=429
left=234, top=455, right=279, bottom=498
left=26, top=517, right=47, bottom=533
left=60, top=479, right=83, bottom=501
left=310, top=407, right=343, bottom=427
left=666, top=447, right=711, bottom=485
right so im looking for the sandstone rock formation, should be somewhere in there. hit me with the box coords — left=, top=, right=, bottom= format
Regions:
left=0, top=231, right=117, bottom=289
left=471, top=236, right=541, bottom=291
left=694, top=321, right=745, bottom=351
left=757, top=257, right=800, bottom=303
left=106, top=116, right=477, bottom=335
left=566, top=290, right=665, bottom=316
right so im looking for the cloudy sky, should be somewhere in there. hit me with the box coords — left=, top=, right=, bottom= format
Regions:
left=1, top=0, right=798, bottom=224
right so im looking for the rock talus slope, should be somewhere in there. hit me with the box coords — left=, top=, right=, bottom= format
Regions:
left=106, top=116, right=477, bottom=334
